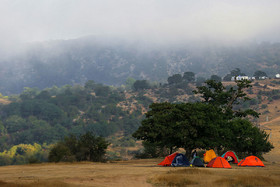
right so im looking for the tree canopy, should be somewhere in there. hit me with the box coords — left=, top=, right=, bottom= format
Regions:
left=254, top=70, right=268, bottom=79
left=167, top=74, right=183, bottom=85
left=48, top=132, right=109, bottom=162
left=133, top=80, right=273, bottom=158
left=183, top=72, right=195, bottom=82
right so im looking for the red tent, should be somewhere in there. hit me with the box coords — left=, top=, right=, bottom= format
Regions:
left=158, top=152, right=178, bottom=166
left=206, top=157, right=232, bottom=168
left=221, top=151, right=239, bottom=164
left=238, top=156, right=264, bottom=167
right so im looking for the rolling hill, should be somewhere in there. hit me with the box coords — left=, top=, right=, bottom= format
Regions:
left=1, top=38, right=280, bottom=95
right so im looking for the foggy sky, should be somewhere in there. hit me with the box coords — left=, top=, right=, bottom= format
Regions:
left=1, top=0, right=280, bottom=46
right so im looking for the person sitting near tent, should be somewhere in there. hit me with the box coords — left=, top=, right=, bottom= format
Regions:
left=191, top=150, right=197, bottom=159
left=226, top=156, right=233, bottom=162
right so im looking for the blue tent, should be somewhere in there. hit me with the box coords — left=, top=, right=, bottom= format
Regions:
left=191, top=156, right=205, bottom=167
left=171, top=153, right=190, bottom=167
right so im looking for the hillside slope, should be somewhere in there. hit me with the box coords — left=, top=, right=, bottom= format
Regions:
left=0, top=79, right=280, bottom=163
left=1, top=39, right=280, bottom=94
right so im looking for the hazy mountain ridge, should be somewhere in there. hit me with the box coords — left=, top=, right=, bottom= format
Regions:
left=0, top=37, right=280, bottom=95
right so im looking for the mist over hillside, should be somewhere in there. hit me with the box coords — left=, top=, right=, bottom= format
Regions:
left=1, top=1, right=280, bottom=95
left=0, top=37, right=280, bottom=95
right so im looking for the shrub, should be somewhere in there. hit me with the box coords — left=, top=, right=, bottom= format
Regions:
left=48, top=132, right=109, bottom=163
left=261, top=104, right=268, bottom=109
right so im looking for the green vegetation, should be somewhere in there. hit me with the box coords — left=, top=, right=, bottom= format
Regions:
left=0, top=72, right=276, bottom=165
left=254, top=70, right=268, bottom=79
left=223, top=68, right=246, bottom=81
left=0, top=81, right=143, bottom=152
left=49, top=132, right=109, bottom=162
left=0, top=143, right=49, bottom=166
left=133, top=80, right=273, bottom=159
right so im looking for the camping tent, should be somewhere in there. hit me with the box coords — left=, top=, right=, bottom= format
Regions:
left=171, top=153, right=190, bottom=167
left=158, top=153, right=190, bottom=167
left=191, top=156, right=205, bottom=167
left=221, top=151, right=239, bottom=164
left=158, top=152, right=178, bottom=166
left=206, top=157, right=232, bottom=168
left=203, top=149, right=217, bottom=163
left=238, top=156, right=264, bottom=167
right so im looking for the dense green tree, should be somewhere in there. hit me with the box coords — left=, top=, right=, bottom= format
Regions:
left=194, top=80, right=259, bottom=118
left=76, top=132, right=109, bottom=162
left=133, top=80, right=150, bottom=90
left=95, top=85, right=111, bottom=97
left=183, top=72, right=195, bottom=82
left=20, top=87, right=40, bottom=100
left=133, top=102, right=226, bottom=157
left=85, top=80, right=96, bottom=91
left=227, top=118, right=273, bottom=158
left=133, top=102, right=177, bottom=154
left=209, top=75, right=222, bottom=82
left=230, top=68, right=246, bottom=76
left=133, top=80, right=273, bottom=158
left=5, top=115, right=27, bottom=133
left=254, top=70, right=268, bottom=79
left=223, top=68, right=246, bottom=81
left=35, top=90, right=51, bottom=100
left=167, top=74, right=183, bottom=85
left=49, top=133, right=109, bottom=162
left=125, top=77, right=136, bottom=89
left=48, top=143, right=73, bottom=162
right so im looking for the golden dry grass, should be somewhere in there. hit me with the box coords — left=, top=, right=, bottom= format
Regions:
left=0, top=180, right=72, bottom=187
left=0, top=160, right=279, bottom=187
left=149, top=164, right=280, bottom=187
left=148, top=168, right=212, bottom=186
left=215, top=175, right=280, bottom=187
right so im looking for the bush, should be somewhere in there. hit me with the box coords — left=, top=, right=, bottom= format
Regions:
left=48, top=143, right=72, bottom=162
left=272, top=95, right=280, bottom=100
left=48, top=132, right=110, bottom=163
left=261, top=104, right=268, bottom=109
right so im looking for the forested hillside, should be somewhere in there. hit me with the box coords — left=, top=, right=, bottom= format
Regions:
left=1, top=74, right=280, bottom=165
left=1, top=38, right=280, bottom=95
left=0, top=77, right=199, bottom=152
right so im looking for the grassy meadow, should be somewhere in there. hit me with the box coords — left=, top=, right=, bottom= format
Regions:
left=0, top=159, right=280, bottom=187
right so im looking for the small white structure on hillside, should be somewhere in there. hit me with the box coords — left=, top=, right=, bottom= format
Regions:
left=231, top=76, right=250, bottom=81
left=258, top=76, right=268, bottom=80
left=276, top=74, right=280, bottom=79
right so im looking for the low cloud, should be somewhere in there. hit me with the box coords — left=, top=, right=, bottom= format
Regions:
left=0, top=0, right=280, bottom=47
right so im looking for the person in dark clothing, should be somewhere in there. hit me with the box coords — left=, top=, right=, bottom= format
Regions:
left=191, top=150, right=197, bottom=159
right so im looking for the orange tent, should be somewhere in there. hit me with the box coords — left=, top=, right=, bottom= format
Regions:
left=238, top=156, right=264, bottom=167
left=206, top=157, right=232, bottom=168
left=158, top=152, right=178, bottom=166
left=203, top=149, right=217, bottom=163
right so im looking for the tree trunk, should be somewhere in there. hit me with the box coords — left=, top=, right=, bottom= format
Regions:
left=170, top=147, right=173, bottom=155
left=184, top=148, right=192, bottom=160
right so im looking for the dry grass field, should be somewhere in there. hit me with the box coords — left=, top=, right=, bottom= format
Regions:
left=0, top=159, right=280, bottom=187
